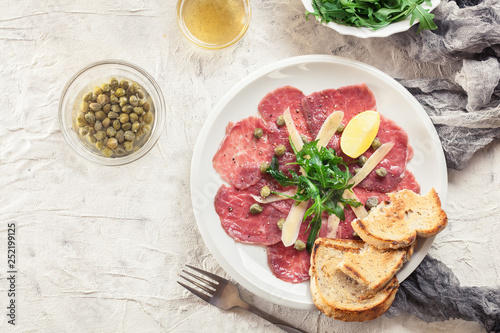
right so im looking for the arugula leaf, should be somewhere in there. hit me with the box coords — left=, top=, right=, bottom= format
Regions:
left=267, top=139, right=361, bottom=252
left=306, top=0, right=437, bottom=33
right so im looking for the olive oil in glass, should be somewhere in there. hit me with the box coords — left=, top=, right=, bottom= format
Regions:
left=177, top=0, right=251, bottom=49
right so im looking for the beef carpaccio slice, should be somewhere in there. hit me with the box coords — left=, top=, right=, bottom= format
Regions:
left=267, top=216, right=328, bottom=283
left=214, top=179, right=293, bottom=245
left=258, top=86, right=311, bottom=177
left=212, top=116, right=274, bottom=190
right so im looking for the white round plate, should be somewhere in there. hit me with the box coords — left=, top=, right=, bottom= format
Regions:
left=301, top=0, right=441, bottom=38
left=190, top=55, right=447, bottom=310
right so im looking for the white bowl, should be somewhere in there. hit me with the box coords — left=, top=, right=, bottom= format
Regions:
left=301, top=0, right=441, bottom=38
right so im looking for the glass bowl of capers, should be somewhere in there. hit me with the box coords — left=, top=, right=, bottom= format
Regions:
left=59, top=60, right=165, bottom=165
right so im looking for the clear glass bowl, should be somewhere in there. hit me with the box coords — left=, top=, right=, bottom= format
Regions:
left=58, top=60, right=166, bottom=166
left=176, top=0, right=251, bottom=49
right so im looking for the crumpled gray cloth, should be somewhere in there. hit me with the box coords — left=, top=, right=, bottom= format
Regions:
left=392, top=0, right=500, bottom=170
left=387, top=256, right=500, bottom=332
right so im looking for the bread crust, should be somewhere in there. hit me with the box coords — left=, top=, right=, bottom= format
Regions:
left=351, top=188, right=447, bottom=249
left=309, top=238, right=399, bottom=322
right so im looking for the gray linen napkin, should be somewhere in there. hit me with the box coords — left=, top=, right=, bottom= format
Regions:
left=386, top=1, right=500, bottom=331
left=392, top=0, right=500, bottom=170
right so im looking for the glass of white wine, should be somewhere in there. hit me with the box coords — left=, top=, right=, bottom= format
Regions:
left=177, top=0, right=251, bottom=49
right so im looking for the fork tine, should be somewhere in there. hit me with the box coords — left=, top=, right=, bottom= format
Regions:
left=182, top=270, right=218, bottom=289
left=180, top=274, right=215, bottom=294
left=186, top=264, right=227, bottom=283
left=177, top=281, right=211, bottom=303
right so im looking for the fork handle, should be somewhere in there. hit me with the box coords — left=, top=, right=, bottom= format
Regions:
left=242, top=303, right=308, bottom=333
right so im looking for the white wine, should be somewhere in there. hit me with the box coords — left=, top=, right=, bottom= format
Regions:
left=181, top=0, right=248, bottom=46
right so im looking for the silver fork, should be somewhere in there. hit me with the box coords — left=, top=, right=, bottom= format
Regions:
left=178, top=265, right=308, bottom=333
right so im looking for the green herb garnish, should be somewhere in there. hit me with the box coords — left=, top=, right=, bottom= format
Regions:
left=306, top=0, right=438, bottom=33
left=267, top=139, right=361, bottom=252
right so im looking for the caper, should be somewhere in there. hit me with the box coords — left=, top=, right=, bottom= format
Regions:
left=102, top=104, right=111, bottom=113
left=137, top=90, right=145, bottom=99
left=94, top=120, right=103, bottom=132
left=358, top=155, right=367, bottom=167
left=102, top=118, right=111, bottom=128
left=139, top=99, right=146, bottom=107
left=112, top=120, right=121, bottom=131
left=109, top=94, right=119, bottom=104
left=111, top=104, right=121, bottom=113
left=106, top=127, right=117, bottom=137
left=122, top=105, right=133, bottom=114
left=129, top=113, right=139, bottom=124
left=109, top=77, right=119, bottom=90
left=95, top=130, right=106, bottom=141
left=294, top=240, right=306, bottom=251
left=277, top=218, right=285, bottom=230
left=115, top=130, right=125, bottom=143
left=129, top=95, right=139, bottom=107
left=143, top=101, right=151, bottom=112
left=124, top=130, right=135, bottom=141
left=142, top=124, right=151, bottom=134
left=260, top=186, right=271, bottom=198
left=84, top=113, right=96, bottom=126
left=95, top=111, right=106, bottom=121
left=249, top=203, right=263, bottom=214
left=131, top=121, right=140, bottom=133
left=274, top=144, right=286, bottom=156
left=97, top=94, right=110, bottom=105
left=93, top=86, right=103, bottom=96
left=87, top=133, right=97, bottom=144
left=353, top=167, right=361, bottom=174
left=101, top=83, right=111, bottom=93
left=119, top=113, right=129, bottom=124
left=115, top=144, right=126, bottom=156
left=133, top=106, right=144, bottom=115
left=122, top=122, right=132, bottom=131
left=88, top=127, right=96, bottom=136
left=365, top=197, right=379, bottom=210
left=83, top=92, right=93, bottom=102
left=76, top=116, right=87, bottom=127
left=375, top=167, right=388, bottom=177
left=106, top=137, right=118, bottom=149
left=89, top=103, right=102, bottom=112
left=115, top=88, right=126, bottom=97
left=81, top=102, right=89, bottom=112
left=128, top=82, right=139, bottom=95
left=79, top=126, right=89, bottom=136
left=108, top=111, right=119, bottom=120
left=371, top=138, right=382, bottom=150
left=144, top=112, right=154, bottom=124
left=95, top=141, right=104, bottom=151
left=276, top=115, right=285, bottom=126
left=336, top=123, right=345, bottom=133
left=260, top=162, right=269, bottom=174
left=119, top=80, right=129, bottom=90
left=119, top=96, right=128, bottom=107
left=254, top=127, right=263, bottom=139
left=102, top=147, right=113, bottom=157
left=300, top=134, right=309, bottom=144
left=124, top=141, right=134, bottom=151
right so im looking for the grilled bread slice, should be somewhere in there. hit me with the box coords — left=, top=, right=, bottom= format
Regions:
left=309, top=238, right=399, bottom=322
left=338, top=242, right=414, bottom=292
left=351, top=188, right=447, bottom=249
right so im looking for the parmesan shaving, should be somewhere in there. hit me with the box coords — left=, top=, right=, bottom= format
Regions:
left=250, top=190, right=297, bottom=204
left=326, top=214, right=340, bottom=238
left=281, top=200, right=309, bottom=247
left=315, top=111, right=344, bottom=148
left=349, top=142, right=394, bottom=187
left=283, top=108, right=304, bottom=151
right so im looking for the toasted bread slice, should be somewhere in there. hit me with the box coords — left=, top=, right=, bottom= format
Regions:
left=351, top=188, right=447, bottom=249
left=338, top=242, right=414, bottom=292
left=309, top=238, right=399, bottom=321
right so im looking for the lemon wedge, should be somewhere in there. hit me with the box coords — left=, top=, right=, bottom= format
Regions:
left=340, top=110, right=380, bottom=158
